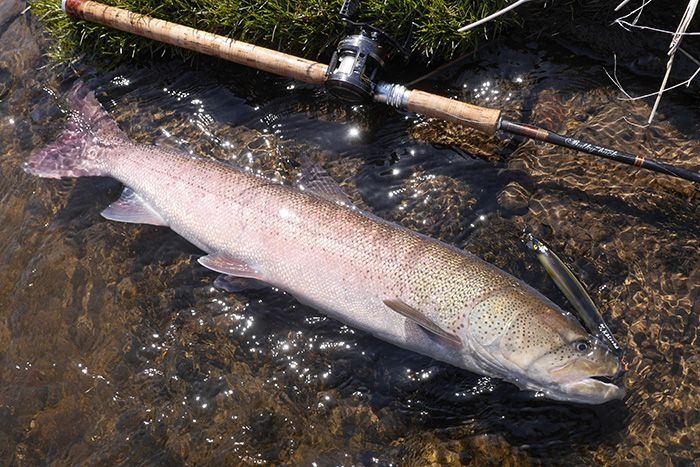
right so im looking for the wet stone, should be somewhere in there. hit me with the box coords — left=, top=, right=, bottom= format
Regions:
left=497, top=181, right=531, bottom=212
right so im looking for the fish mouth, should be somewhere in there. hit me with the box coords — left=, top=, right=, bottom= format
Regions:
left=544, top=371, right=626, bottom=404
left=543, top=361, right=626, bottom=404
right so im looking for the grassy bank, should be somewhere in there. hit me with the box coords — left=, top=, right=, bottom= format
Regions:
left=30, top=0, right=517, bottom=66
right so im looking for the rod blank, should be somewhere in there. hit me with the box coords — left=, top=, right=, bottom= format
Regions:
left=500, top=120, right=700, bottom=184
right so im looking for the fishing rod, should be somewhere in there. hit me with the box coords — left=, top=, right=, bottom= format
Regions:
left=61, top=0, right=700, bottom=185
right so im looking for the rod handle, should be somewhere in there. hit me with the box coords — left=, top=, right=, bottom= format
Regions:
left=406, top=90, right=501, bottom=135
left=62, top=0, right=329, bottom=86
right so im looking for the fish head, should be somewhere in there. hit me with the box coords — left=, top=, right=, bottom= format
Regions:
left=467, top=286, right=625, bottom=404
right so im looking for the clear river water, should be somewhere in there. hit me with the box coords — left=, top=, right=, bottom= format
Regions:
left=1, top=1, right=700, bottom=465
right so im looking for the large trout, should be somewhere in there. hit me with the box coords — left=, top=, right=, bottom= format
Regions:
left=25, top=84, right=625, bottom=404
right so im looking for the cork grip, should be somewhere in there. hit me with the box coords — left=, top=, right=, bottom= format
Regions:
left=407, top=90, right=501, bottom=135
left=62, top=0, right=329, bottom=87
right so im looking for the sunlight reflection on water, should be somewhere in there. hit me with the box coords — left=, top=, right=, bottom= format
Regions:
left=2, top=0, right=700, bottom=465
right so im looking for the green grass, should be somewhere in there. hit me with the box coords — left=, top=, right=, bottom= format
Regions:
left=30, top=0, right=516, bottom=66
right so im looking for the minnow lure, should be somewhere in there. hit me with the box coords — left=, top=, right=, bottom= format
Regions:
left=527, top=236, right=628, bottom=373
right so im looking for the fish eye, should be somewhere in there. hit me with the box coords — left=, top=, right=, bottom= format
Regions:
left=573, top=339, right=590, bottom=352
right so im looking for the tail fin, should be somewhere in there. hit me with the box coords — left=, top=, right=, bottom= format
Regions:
left=23, top=83, right=128, bottom=179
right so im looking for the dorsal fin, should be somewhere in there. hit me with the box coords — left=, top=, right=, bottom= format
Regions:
left=383, top=299, right=463, bottom=347
left=155, top=132, right=194, bottom=153
left=294, top=159, right=355, bottom=208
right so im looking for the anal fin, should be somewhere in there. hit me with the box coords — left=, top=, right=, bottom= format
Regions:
left=198, top=252, right=265, bottom=281
left=101, top=187, right=166, bottom=226
left=384, top=298, right=463, bottom=347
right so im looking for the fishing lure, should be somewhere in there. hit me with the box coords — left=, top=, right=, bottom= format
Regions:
left=527, top=235, right=628, bottom=372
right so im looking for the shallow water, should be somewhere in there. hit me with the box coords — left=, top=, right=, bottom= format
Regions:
left=2, top=1, right=700, bottom=465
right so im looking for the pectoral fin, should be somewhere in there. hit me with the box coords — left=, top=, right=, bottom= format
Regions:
left=383, top=299, right=463, bottom=347
left=101, top=187, right=166, bottom=226
left=198, top=252, right=265, bottom=281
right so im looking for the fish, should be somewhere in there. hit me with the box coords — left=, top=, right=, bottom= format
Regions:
left=24, top=83, right=626, bottom=404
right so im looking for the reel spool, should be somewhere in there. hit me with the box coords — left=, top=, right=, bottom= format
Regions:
left=325, top=32, right=389, bottom=103
left=325, top=0, right=411, bottom=104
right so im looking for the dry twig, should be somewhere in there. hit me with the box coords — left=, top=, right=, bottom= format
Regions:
left=614, top=0, right=699, bottom=123
left=457, top=0, right=536, bottom=33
